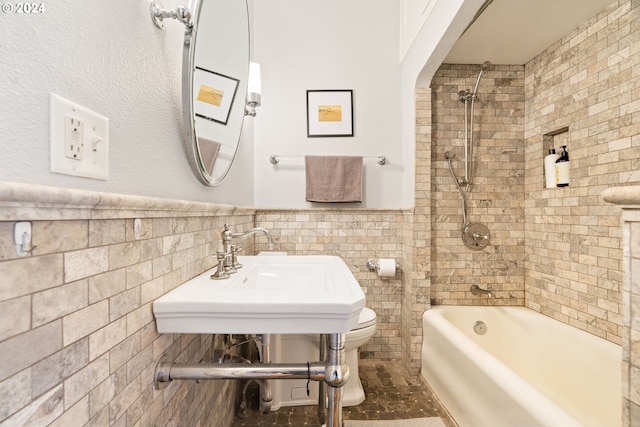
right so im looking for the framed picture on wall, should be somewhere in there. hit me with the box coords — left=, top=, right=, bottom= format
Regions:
left=306, top=90, right=354, bottom=137
left=193, top=67, right=239, bottom=125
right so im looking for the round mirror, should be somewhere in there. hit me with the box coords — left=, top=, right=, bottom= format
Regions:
left=183, top=0, right=249, bottom=185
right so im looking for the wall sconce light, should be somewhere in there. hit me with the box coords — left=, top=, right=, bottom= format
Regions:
left=245, top=62, right=261, bottom=117
left=150, top=0, right=192, bottom=29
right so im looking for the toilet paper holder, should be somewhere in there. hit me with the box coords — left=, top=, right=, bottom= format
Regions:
left=366, top=259, right=400, bottom=273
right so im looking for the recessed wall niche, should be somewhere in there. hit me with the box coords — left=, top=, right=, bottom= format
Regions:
left=542, top=126, right=569, bottom=189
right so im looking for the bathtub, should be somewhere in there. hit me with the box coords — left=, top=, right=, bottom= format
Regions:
left=420, top=306, right=621, bottom=427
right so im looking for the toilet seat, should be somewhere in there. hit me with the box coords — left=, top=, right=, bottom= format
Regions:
left=352, top=307, right=377, bottom=330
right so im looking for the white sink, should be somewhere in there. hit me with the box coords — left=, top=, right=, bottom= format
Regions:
left=153, top=255, right=365, bottom=334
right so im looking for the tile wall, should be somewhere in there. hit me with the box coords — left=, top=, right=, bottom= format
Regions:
left=0, top=183, right=255, bottom=426
left=422, top=0, right=639, bottom=346
left=428, top=64, right=527, bottom=306
left=254, top=210, right=407, bottom=361
left=523, top=0, right=639, bottom=343
left=405, top=87, right=433, bottom=373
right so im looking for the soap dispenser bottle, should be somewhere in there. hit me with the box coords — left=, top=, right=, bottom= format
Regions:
left=544, top=148, right=560, bottom=188
left=555, top=145, right=570, bottom=187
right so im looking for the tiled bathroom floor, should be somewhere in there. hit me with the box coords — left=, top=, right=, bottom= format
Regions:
left=230, top=360, right=458, bottom=426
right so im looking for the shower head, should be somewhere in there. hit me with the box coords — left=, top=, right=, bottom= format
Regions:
left=472, top=60, right=492, bottom=96
left=444, top=151, right=454, bottom=160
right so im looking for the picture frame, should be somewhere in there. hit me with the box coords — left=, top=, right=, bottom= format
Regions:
left=306, top=89, right=354, bottom=137
left=193, top=67, right=239, bottom=125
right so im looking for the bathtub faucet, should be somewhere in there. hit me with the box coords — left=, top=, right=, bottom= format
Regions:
left=470, top=284, right=494, bottom=298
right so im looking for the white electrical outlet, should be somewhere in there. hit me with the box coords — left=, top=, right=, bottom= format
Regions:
left=65, top=116, right=84, bottom=160
left=50, top=93, right=109, bottom=180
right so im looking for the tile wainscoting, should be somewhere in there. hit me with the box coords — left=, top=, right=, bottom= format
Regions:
left=0, top=182, right=255, bottom=426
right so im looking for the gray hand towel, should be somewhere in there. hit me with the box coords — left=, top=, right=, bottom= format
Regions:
left=305, top=156, right=363, bottom=203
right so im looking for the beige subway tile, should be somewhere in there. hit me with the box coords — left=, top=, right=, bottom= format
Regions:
left=0, top=321, right=62, bottom=383
left=140, top=238, right=162, bottom=262
left=2, top=385, right=64, bottom=426
left=126, top=261, right=152, bottom=289
left=48, top=396, right=89, bottom=427
left=32, top=338, right=88, bottom=397
left=89, top=269, right=126, bottom=304
left=88, top=374, right=116, bottom=418
left=109, top=242, right=141, bottom=270
left=0, top=254, right=63, bottom=302
left=126, top=344, right=152, bottom=383
left=33, top=279, right=88, bottom=327
left=109, top=288, right=140, bottom=322
left=65, top=247, right=109, bottom=283
left=63, top=301, right=109, bottom=346
left=0, top=369, right=31, bottom=421
left=90, top=317, right=127, bottom=361
left=64, top=353, right=110, bottom=407
left=89, top=220, right=126, bottom=247
left=126, top=304, right=152, bottom=337
left=0, top=296, right=30, bottom=342
left=33, top=220, right=88, bottom=255
left=140, top=278, right=164, bottom=306
left=110, top=334, right=141, bottom=373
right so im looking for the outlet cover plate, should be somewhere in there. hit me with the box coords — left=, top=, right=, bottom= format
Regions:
left=50, top=93, right=109, bottom=180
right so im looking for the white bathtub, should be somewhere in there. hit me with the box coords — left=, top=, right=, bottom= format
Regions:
left=420, top=306, right=621, bottom=427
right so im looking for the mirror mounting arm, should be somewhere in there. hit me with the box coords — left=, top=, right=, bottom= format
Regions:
left=245, top=93, right=261, bottom=117
left=150, top=0, right=192, bottom=29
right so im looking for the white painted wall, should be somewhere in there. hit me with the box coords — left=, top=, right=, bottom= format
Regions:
left=0, top=0, right=478, bottom=209
left=0, top=0, right=253, bottom=205
left=251, top=0, right=404, bottom=208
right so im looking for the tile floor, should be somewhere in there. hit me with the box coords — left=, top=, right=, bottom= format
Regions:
left=230, top=360, right=458, bottom=426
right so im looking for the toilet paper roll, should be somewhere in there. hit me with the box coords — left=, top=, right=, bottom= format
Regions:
left=377, top=258, right=396, bottom=277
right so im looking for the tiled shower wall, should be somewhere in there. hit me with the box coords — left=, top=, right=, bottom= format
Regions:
left=423, top=0, right=639, bottom=345
left=0, top=184, right=254, bottom=426
left=428, top=64, right=527, bottom=306
left=523, top=0, right=640, bottom=343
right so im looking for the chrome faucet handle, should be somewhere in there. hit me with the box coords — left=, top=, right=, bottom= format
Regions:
left=472, top=232, right=489, bottom=241
left=230, top=245, right=243, bottom=269
left=211, top=251, right=230, bottom=280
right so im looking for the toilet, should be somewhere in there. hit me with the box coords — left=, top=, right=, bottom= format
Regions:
left=269, top=307, right=377, bottom=409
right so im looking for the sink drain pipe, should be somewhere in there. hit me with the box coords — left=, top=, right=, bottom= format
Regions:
left=154, top=333, right=348, bottom=427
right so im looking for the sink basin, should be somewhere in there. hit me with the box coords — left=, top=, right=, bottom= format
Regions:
left=153, top=255, right=365, bottom=334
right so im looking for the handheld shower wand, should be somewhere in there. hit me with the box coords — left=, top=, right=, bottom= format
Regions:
left=447, top=61, right=493, bottom=250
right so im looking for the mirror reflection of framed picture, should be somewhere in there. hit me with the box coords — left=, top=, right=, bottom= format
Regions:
left=306, top=90, right=354, bottom=137
left=194, top=67, right=239, bottom=125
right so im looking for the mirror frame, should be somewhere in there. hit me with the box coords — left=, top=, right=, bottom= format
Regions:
left=182, top=0, right=250, bottom=186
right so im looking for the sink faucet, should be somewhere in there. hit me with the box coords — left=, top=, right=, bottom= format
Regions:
left=215, top=224, right=274, bottom=277
left=221, top=223, right=274, bottom=253
left=470, top=284, right=494, bottom=298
